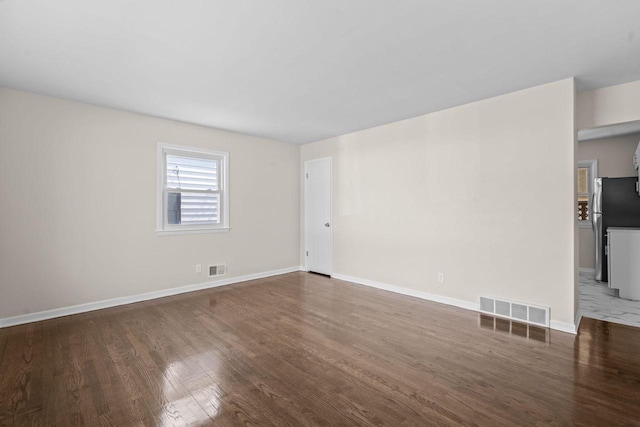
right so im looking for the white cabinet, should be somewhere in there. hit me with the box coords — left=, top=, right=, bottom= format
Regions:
left=608, top=227, right=640, bottom=300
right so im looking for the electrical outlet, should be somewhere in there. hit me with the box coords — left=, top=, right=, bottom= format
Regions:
left=195, top=264, right=202, bottom=273
left=437, top=272, right=445, bottom=283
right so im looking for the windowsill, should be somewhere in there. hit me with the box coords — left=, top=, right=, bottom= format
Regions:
left=578, top=222, right=593, bottom=229
left=156, top=227, right=231, bottom=236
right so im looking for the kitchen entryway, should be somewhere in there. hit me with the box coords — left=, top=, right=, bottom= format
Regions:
left=579, top=271, right=640, bottom=327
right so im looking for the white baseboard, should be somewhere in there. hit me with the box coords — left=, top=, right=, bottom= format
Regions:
left=331, top=273, right=478, bottom=312
left=331, top=273, right=578, bottom=335
left=0, top=266, right=304, bottom=328
left=579, top=268, right=595, bottom=274
left=574, top=311, right=583, bottom=333
left=4, top=267, right=579, bottom=336
left=550, top=320, right=578, bottom=334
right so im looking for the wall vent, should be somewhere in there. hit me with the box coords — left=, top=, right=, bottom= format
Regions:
left=209, top=264, right=226, bottom=277
left=478, top=296, right=549, bottom=327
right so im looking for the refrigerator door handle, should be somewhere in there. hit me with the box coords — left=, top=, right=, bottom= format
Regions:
left=592, top=178, right=604, bottom=282
left=594, top=213, right=603, bottom=282
left=592, top=178, right=603, bottom=214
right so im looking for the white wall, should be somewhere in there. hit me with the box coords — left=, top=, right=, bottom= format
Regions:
left=577, top=80, right=640, bottom=130
left=0, top=88, right=300, bottom=319
left=301, top=79, right=577, bottom=326
left=577, top=133, right=640, bottom=269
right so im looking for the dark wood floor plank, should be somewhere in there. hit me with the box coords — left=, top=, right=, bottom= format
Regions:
left=240, top=279, right=553, bottom=424
left=253, top=285, right=526, bottom=425
left=153, top=294, right=340, bottom=426
left=227, top=285, right=436, bottom=425
left=2, top=272, right=640, bottom=425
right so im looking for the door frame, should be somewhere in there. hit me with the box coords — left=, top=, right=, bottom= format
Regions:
left=304, top=157, right=333, bottom=275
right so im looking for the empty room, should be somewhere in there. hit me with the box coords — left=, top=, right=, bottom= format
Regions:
left=2, top=1, right=640, bottom=425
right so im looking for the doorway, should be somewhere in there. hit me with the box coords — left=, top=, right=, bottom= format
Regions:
left=576, top=123, right=640, bottom=328
left=304, top=158, right=332, bottom=275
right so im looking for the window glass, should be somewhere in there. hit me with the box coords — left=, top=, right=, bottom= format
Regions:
left=157, top=144, right=229, bottom=234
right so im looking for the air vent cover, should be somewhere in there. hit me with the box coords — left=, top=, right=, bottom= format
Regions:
left=209, top=264, right=226, bottom=277
left=495, top=300, right=510, bottom=317
left=528, top=306, right=547, bottom=325
left=478, top=296, right=549, bottom=327
left=512, top=303, right=528, bottom=322
left=479, top=296, right=494, bottom=313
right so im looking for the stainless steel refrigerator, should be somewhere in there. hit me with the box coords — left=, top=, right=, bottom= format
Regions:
left=593, top=177, right=640, bottom=282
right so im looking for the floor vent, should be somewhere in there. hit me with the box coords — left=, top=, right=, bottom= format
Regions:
left=209, top=264, right=226, bottom=277
left=478, top=296, right=549, bottom=327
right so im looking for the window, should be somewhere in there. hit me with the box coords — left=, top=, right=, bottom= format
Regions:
left=157, top=143, right=229, bottom=234
left=577, top=159, right=597, bottom=228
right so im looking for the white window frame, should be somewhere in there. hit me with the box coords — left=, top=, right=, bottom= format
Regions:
left=578, top=159, right=598, bottom=229
left=156, top=142, right=230, bottom=235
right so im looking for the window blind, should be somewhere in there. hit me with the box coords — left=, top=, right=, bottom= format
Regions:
left=166, top=155, right=220, bottom=225
left=166, top=155, right=219, bottom=191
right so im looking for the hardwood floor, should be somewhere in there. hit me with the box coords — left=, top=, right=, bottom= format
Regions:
left=1, top=272, right=640, bottom=426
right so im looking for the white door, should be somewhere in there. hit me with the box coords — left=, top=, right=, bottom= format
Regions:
left=305, top=158, right=332, bottom=275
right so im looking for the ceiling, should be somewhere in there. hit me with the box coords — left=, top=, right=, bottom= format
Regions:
left=1, top=1, right=640, bottom=144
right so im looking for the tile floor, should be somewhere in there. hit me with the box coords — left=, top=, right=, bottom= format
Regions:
left=579, top=271, right=640, bottom=328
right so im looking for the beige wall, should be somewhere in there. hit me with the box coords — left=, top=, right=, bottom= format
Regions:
left=302, top=79, right=577, bottom=326
left=0, top=88, right=300, bottom=319
left=577, top=80, right=640, bottom=130
left=577, top=133, right=640, bottom=269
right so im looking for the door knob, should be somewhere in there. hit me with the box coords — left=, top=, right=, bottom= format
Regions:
left=324, top=223, right=330, bottom=227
